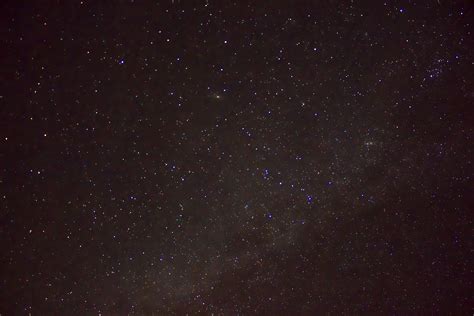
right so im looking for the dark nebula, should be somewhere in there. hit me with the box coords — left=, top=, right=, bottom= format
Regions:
left=1, top=0, right=473, bottom=314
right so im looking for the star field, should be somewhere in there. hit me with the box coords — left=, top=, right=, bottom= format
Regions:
left=1, top=0, right=473, bottom=314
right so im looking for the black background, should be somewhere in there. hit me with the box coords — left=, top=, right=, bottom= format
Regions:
left=1, top=0, right=473, bottom=314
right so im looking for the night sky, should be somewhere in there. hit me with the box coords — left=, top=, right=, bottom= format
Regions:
left=1, top=0, right=473, bottom=314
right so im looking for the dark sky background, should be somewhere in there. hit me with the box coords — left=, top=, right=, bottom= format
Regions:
left=1, top=0, right=473, bottom=314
